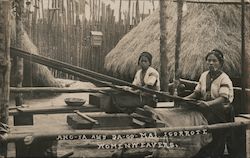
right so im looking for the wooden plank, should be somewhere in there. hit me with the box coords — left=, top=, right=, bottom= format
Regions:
left=9, top=104, right=100, bottom=116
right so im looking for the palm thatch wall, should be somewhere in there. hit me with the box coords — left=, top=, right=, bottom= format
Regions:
left=104, top=2, right=250, bottom=82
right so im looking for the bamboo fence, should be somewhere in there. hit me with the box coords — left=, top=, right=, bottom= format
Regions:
left=24, top=0, right=152, bottom=79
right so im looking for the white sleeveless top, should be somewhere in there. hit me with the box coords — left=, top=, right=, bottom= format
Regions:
left=132, top=67, right=160, bottom=91
left=194, top=71, right=234, bottom=103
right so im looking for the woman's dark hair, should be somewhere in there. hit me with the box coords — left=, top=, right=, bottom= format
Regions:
left=205, top=49, right=224, bottom=65
left=138, top=51, right=153, bottom=65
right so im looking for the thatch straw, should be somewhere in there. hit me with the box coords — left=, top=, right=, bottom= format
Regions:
left=10, top=16, right=61, bottom=87
left=105, top=2, right=250, bottom=81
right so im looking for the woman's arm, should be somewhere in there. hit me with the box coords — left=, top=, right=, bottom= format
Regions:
left=198, top=96, right=227, bottom=108
left=184, top=91, right=200, bottom=100
left=206, top=96, right=227, bottom=107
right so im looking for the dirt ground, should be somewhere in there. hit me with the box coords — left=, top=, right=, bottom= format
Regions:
left=7, top=79, right=113, bottom=158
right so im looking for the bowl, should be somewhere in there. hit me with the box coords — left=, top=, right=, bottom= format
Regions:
left=64, top=98, right=86, bottom=106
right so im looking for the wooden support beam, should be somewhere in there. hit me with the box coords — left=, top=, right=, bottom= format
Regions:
left=0, top=0, right=11, bottom=156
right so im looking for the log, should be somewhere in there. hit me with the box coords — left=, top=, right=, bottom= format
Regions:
left=6, top=120, right=250, bottom=143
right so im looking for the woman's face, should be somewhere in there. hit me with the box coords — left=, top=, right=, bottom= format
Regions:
left=139, top=56, right=150, bottom=70
left=206, top=54, right=221, bottom=72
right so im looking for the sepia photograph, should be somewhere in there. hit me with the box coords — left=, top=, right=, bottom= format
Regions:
left=0, top=0, right=250, bottom=157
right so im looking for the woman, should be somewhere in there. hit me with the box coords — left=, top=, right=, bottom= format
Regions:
left=132, top=51, right=160, bottom=91
left=185, top=49, right=234, bottom=158
left=111, top=52, right=160, bottom=113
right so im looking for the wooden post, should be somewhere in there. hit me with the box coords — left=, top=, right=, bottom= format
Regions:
left=240, top=0, right=248, bottom=113
left=15, top=0, right=24, bottom=106
left=159, top=0, right=169, bottom=94
left=174, top=0, right=184, bottom=97
left=14, top=1, right=34, bottom=157
left=0, top=0, right=11, bottom=156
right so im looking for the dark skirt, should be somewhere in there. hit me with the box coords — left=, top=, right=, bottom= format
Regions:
left=192, top=104, right=235, bottom=158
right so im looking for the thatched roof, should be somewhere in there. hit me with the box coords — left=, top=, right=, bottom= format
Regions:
left=104, top=2, right=250, bottom=81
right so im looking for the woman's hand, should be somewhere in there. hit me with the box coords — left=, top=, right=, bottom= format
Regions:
left=197, top=100, right=210, bottom=108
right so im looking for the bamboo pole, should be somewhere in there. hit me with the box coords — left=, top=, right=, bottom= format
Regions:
left=159, top=0, right=169, bottom=93
left=98, top=0, right=101, bottom=23
left=132, top=2, right=135, bottom=25
left=142, top=0, right=145, bottom=20
left=10, top=87, right=112, bottom=93
left=119, top=0, right=122, bottom=23
left=80, top=0, right=86, bottom=68
left=128, top=0, right=131, bottom=28
left=0, top=0, right=11, bottom=156
left=135, top=0, right=140, bottom=25
left=6, top=120, right=250, bottom=142
left=152, top=0, right=155, bottom=11
left=41, top=0, right=45, bottom=21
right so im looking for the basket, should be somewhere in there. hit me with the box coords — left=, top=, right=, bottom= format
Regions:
left=64, top=98, right=86, bottom=106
